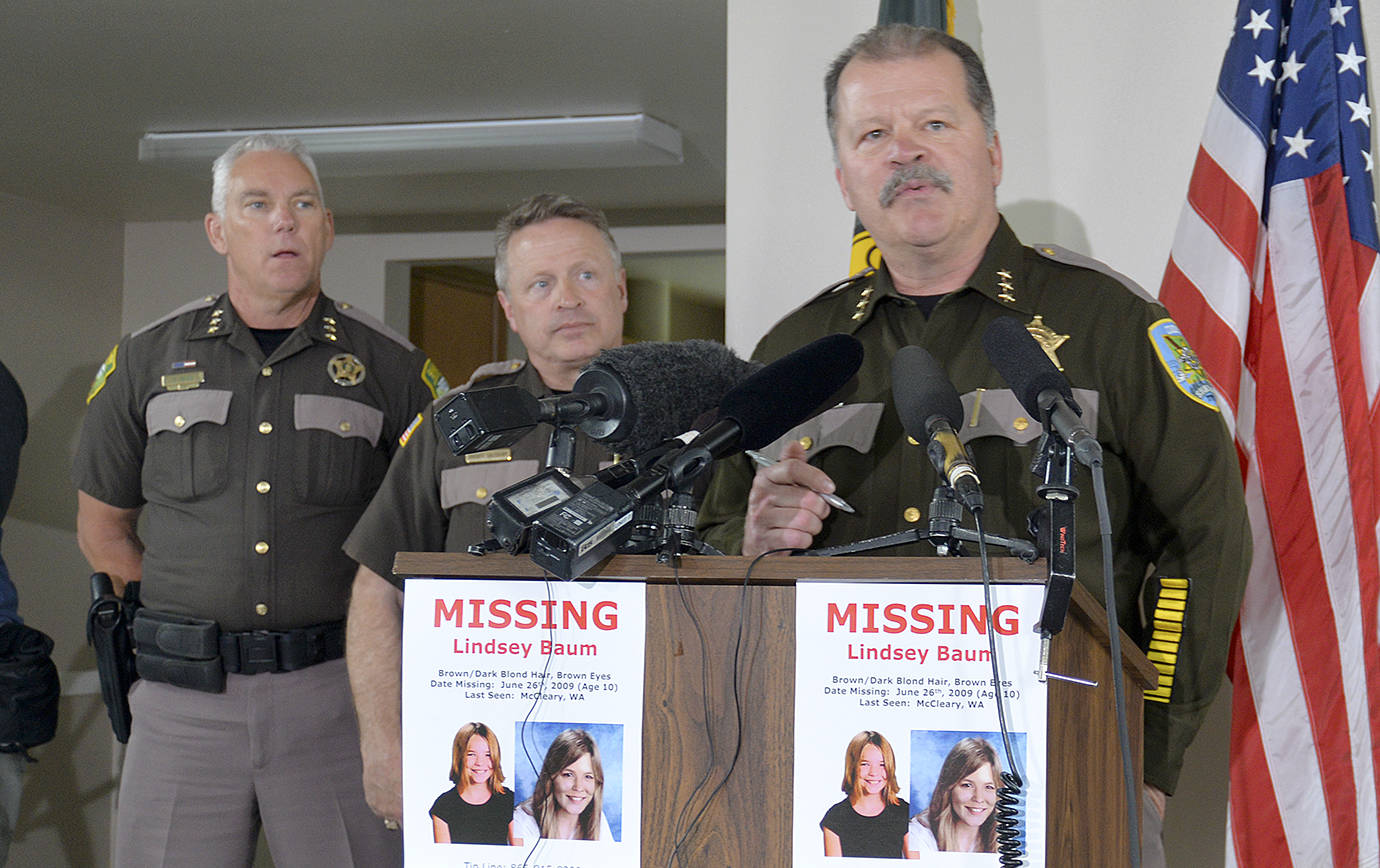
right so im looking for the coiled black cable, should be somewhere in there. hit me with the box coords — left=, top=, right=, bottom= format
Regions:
left=975, top=510, right=1027, bottom=866
left=993, top=766, right=1026, bottom=867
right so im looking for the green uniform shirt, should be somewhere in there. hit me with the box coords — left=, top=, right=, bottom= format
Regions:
left=344, top=360, right=614, bottom=588
left=74, top=292, right=443, bottom=632
left=697, top=218, right=1250, bottom=794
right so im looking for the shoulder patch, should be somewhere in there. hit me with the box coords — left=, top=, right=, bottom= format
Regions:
left=1148, top=318, right=1219, bottom=411
left=332, top=300, right=417, bottom=351
left=420, top=358, right=449, bottom=399
left=398, top=412, right=424, bottom=448
left=460, top=359, right=526, bottom=389
left=1031, top=244, right=1157, bottom=303
left=87, top=344, right=118, bottom=404
left=131, top=295, right=217, bottom=338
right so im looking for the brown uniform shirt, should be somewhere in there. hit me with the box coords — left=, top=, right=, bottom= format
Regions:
left=74, top=292, right=444, bottom=631
left=344, top=360, right=614, bottom=587
left=697, top=219, right=1251, bottom=794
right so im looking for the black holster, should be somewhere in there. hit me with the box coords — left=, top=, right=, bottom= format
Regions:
left=86, top=573, right=137, bottom=743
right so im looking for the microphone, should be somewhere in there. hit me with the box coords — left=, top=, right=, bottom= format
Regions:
left=527, top=333, right=865, bottom=579
left=435, top=339, right=759, bottom=457
left=981, top=317, right=1102, bottom=467
left=891, top=346, right=983, bottom=513
left=659, top=333, right=866, bottom=488
left=575, top=340, right=762, bottom=455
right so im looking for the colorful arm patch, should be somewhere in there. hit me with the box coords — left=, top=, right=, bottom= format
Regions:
left=398, top=412, right=423, bottom=448
left=421, top=359, right=449, bottom=399
left=1148, top=318, right=1219, bottom=411
left=86, top=344, right=118, bottom=404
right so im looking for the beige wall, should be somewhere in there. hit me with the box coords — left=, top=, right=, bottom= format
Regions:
left=0, top=189, right=123, bottom=865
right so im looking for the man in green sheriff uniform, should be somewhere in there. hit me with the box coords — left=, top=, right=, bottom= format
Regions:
left=73, top=135, right=446, bottom=866
left=696, top=24, right=1249, bottom=862
left=343, top=193, right=626, bottom=828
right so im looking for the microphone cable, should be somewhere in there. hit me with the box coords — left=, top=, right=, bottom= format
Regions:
left=660, top=556, right=722, bottom=868
left=1089, top=461, right=1141, bottom=868
left=518, top=572, right=559, bottom=868
left=973, top=509, right=1026, bottom=867
left=662, top=546, right=799, bottom=867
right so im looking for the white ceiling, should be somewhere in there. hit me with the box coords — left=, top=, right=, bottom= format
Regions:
left=3, top=0, right=727, bottom=230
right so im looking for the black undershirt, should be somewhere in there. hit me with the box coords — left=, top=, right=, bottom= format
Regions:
left=250, top=327, right=294, bottom=356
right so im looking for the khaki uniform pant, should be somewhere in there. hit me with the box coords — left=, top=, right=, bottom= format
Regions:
left=114, top=658, right=399, bottom=868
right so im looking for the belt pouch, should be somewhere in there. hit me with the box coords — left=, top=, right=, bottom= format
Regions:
left=132, top=610, right=225, bottom=693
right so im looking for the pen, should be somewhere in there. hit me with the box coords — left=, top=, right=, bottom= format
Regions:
left=744, top=449, right=857, bottom=514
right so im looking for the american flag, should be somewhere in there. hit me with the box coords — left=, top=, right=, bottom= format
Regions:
left=1158, top=1, right=1380, bottom=864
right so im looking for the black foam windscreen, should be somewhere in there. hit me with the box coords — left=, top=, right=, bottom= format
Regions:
left=717, top=333, right=865, bottom=450
left=578, top=340, right=761, bottom=455
left=980, top=316, right=1075, bottom=418
left=890, top=345, right=963, bottom=442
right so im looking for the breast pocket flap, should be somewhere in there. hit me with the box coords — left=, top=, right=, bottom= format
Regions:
left=145, top=389, right=232, bottom=436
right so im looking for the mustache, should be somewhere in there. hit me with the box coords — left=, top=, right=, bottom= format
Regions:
left=879, top=163, right=953, bottom=207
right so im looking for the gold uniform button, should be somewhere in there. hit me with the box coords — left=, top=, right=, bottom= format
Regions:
left=256, top=481, right=271, bottom=494
left=339, top=421, right=352, bottom=433
left=173, top=415, right=186, bottom=428
left=798, top=436, right=814, bottom=451
left=254, top=541, right=269, bottom=555
left=255, top=603, right=268, bottom=616
left=1013, top=417, right=1030, bottom=432
left=476, top=487, right=488, bottom=500
left=258, top=422, right=273, bottom=434
left=261, top=366, right=273, bottom=377
left=325, top=333, right=338, bottom=341
left=903, top=507, right=921, bottom=523
left=907, top=435, right=919, bottom=446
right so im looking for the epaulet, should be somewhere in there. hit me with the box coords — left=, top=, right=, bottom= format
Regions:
left=333, top=300, right=418, bottom=350
left=1030, top=243, right=1157, bottom=304
left=131, top=295, right=217, bottom=338
left=800, top=268, right=876, bottom=306
left=458, top=359, right=526, bottom=390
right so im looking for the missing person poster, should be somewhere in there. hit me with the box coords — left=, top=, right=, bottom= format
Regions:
left=401, top=577, right=646, bottom=868
left=793, top=581, right=1047, bottom=867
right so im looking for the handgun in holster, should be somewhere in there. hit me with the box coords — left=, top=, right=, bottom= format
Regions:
left=86, top=573, right=139, bottom=743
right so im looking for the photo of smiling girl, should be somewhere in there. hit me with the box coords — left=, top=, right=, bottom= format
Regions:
left=908, top=736, right=1003, bottom=855
left=430, top=722, right=515, bottom=845
left=512, top=728, right=614, bottom=843
left=820, top=730, right=912, bottom=858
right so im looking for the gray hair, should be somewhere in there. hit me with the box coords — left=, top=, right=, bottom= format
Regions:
left=824, top=24, right=996, bottom=151
left=210, top=134, right=326, bottom=216
left=493, top=193, right=621, bottom=293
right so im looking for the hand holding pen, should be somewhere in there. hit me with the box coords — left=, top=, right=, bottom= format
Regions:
left=744, top=449, right=857, bottom=514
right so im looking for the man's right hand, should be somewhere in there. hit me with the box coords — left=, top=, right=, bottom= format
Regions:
left=346, top=565, right=405, bottom=825
left=742, top=439, right=835, bottom=557
left=361, top=737, right=403, bottom=825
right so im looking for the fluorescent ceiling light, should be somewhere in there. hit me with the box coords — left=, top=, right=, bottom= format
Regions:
left=139, top=114, right=683, bottom=175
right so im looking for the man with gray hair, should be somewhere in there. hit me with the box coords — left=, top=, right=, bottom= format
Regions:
left=73, top=134, right=446, bottom=865
left=343, top=192, right=626, bottom=827
left=697, top=23, right=1250, bottom=864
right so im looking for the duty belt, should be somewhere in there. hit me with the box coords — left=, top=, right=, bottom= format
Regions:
left=132, top=610, right=345, bottom=693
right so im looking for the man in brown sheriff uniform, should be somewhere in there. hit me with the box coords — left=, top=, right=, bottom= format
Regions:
left=73, top=135, right=445, bottom=866
left=343, top=192, right=626, bottom=827
left=696, top=25, right=1250, bottom=863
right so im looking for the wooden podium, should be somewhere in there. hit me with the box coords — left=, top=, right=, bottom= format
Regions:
left=396, top=552, right=1158, bottom=867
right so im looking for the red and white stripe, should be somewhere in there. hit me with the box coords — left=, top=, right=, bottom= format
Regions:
left=1161, top=85, right=1380, bottom=867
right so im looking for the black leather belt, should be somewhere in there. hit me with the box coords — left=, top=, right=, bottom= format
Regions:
left=219, top=621, right=345, bottom=674
left=132, top=610, right=345, bottom=692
